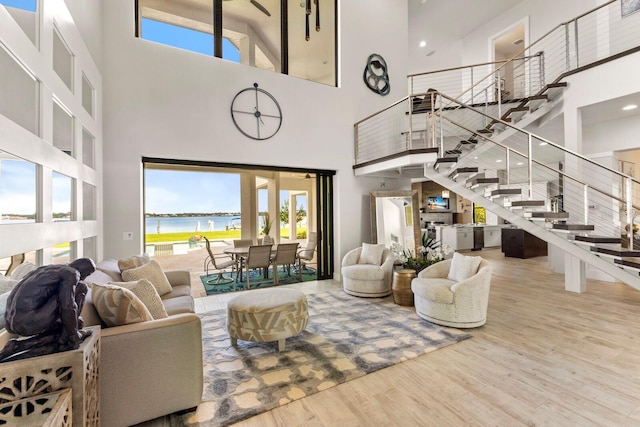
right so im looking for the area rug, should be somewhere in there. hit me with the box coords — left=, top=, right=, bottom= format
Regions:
left=174, top=289, right=471, bottom=426
left=200, top=267, right=317, bottom=295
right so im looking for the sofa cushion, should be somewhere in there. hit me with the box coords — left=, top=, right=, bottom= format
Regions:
left=0, top=273, right=19, bottom=294
left=121, top=260, right=172, bottom=296
left=412, top=278, right=456, bottom=304
left=118, top=254, right=151, bottom=273
left=161, top=284, right=191, bottom=299
left=83, top=269, right=114, bottom=285
left=96, top=258, right=123, bottom=282
left=0, top=290, right=11, bottom=329
left=91, top=282, right=153, bottom=327
left=10, top=262, right=37, bottom=280
left=342, top=264, right=385, bottom=281
left=80, top=288, right=105, bottom=327
left=447, top=252, right=482, bottom=282
left=358, top=243, right=385, bottom=265
left=162, top=295, right=195, bottom=316
left=110, top=279, right=168, bottom=320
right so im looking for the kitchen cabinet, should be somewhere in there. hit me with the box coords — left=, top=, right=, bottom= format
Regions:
left=441, top=226, right=474, bottom=251
left=483, top=226, right=502, bottom=247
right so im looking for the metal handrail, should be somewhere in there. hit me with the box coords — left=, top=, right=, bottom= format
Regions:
left=435, top=91, right=640, bottom=186
left=441, top=0, right=617, bottom=109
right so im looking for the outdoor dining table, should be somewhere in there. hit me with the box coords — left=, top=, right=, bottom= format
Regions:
left=223, top=246, right=275, bottom=282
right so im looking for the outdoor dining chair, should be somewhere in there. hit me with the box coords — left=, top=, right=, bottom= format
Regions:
left=243, top=245, right=273, bottom=288
left=202, top=236, right=238, bottom=285
left=271, top=243, right=299, bottom=285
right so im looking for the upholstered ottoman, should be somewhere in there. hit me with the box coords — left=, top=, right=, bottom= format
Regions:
left=227, top=288, right=309, bottom=351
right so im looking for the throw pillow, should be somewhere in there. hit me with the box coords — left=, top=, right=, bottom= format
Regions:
left=358, top=243, right=385, bottom=265
left=10, top=262, right=37, bottom=281
left=117, top=254, right=151, bottom=272
left=447, top=252, right=482, bottom=282
left=109, top=279, right=168, bottom=320
left=90, top=282, right=153, bottom=327
left=0, top=290, right=11, bottom=329
left=121, top=260, right=173, bottom=296
left=0, top=274, right=18, bottom=294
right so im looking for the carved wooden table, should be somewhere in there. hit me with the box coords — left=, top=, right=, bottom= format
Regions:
left=0, top=326, right=100, bottom=427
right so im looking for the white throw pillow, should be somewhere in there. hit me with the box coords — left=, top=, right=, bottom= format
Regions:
left=90, top=282, right=153, bottom=327
left=358, top=243, right=385, bottom=265
left=117, top=254, right=151, bottom=272
left=10, top=262, right=37, bottom=280
left=0, top=274, right=18, bottom=294
left=110, top=279, right=168, bottom=320
left=121, top=260, right=173, bottom=296
left=447, top=252, right=482, bottom=282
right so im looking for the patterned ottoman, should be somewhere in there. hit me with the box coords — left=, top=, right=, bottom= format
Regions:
left=227, top=288, right=309, bottom=352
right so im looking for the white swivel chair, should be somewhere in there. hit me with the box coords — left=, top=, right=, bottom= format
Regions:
left=341, top=243, right=395, bottom=297
left=411, top=253, right=492, bottom=328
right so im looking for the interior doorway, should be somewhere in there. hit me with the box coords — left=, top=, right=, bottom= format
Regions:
left=490, top=19, right=527, bottom=101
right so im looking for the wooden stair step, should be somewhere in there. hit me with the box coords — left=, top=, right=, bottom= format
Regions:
left=552, top=223, right=595, bottom=231
left=523, top=94, right=548, bottom=111
left=574, top=235, right=622, bottom=244
left=525, top=211, right=570, bottom=219
left=467, top=177, right=499, bottom=188
left=434, top=156, right=458, bottom=170
left=591, top=247, right=640, bottom=257
left=614, top=258, right=640, bottom=270
left=490, top=188, right=521, bottom=197
left=509, top=200, right=545, bottom=208
left=445, top=149, right=462, bottom=155
left=449, top=167, right=478, bottom=180
left=477, top=128, right=492, bottom=134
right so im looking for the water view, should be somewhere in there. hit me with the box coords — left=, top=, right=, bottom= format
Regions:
left=146, top=215, right=240, bottom=233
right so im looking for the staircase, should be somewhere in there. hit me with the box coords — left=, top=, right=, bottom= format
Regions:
left=353, top=0, right=640, bottom=291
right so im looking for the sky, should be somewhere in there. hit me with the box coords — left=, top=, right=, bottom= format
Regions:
left=144, top=169, right=307, bottom=215
left=0, top=0, right=35, bottom=11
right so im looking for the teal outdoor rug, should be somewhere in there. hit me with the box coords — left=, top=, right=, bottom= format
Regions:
left=200, top=267, right=317, bottom=295
left=171, top=289, right=472, bottom=426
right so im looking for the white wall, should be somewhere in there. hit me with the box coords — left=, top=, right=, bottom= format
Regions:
left=101, top=0, right=409, bottom=275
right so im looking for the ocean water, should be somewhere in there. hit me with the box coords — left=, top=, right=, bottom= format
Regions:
left=145, top=216, right=240, bottom=233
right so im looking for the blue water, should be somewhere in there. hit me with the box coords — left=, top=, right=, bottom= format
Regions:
left=146, top=216, right=240, bottom=233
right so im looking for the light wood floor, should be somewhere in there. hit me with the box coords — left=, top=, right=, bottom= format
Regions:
left=151, top=248, right=640, bottom=426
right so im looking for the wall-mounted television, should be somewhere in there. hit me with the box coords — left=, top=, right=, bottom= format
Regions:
left=426, top=196, right=449, bottom=210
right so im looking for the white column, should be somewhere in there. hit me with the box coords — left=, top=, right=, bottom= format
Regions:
left=240, top=172, right=258, bottom=243
left=563, top=105, right=586, bottom=292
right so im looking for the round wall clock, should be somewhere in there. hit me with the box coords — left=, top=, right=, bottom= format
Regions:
left=231, top=83, right=283, bottom=140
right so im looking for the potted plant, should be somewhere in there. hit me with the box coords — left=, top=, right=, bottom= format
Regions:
left=261, top=212, right=274, bottom=236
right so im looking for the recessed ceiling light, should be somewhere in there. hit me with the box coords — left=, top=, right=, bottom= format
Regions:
left=496, top=159, right=502, bottom=163
left=623, top=104, right=638, bottom=111
left=419, top=40, right=427, bottom=48
left=517, top=162, right=524, bottom=166
left=539, top=142, right=548, bottom=146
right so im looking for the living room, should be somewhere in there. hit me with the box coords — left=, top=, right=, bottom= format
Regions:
left=2, top=0, right=640, bottom=425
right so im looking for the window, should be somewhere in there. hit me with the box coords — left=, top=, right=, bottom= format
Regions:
left=0, top=0, right=37, bottom=45
left=82, top=73, right=94, bottom=116
left=136, top=0, right=337, bottom=86
left=52, top=171, right=72, bottom=221
left=0, top=151, right=37, bottom=224
left=52, top=100, right=74, bottom=155
left=52, top=28, right=73, bottom=91
left=82, top=128, right=95, bottom=168
left=0, top=43, right=39, bottom=135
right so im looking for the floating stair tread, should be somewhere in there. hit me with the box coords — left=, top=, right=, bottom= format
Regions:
left=490, top=189, right=521, bottom=196
left=591, top=247, right=640, bottom=257
left=546, top=82, right=568, bottom=89
left=510, top=200, right=545, bottom=207
left=574, top=235, right=622, bottom=244
left=467, top=177, right=499, bottom=186
left=477, top=128, right=493, bottom=134
left=435, top=157, right=458, bottom=164
left=552, top=223, right=595, bottom=231
left=449, top=167, right=478, bottom=179
left=614, top=258, right=640, bottom=269
left=526, top=211, right=570, bottom=219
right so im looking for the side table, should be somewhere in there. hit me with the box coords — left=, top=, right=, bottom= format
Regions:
left=0, top=325, right=100, bottom=427
left=392, top=269, right=416, bottom=306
